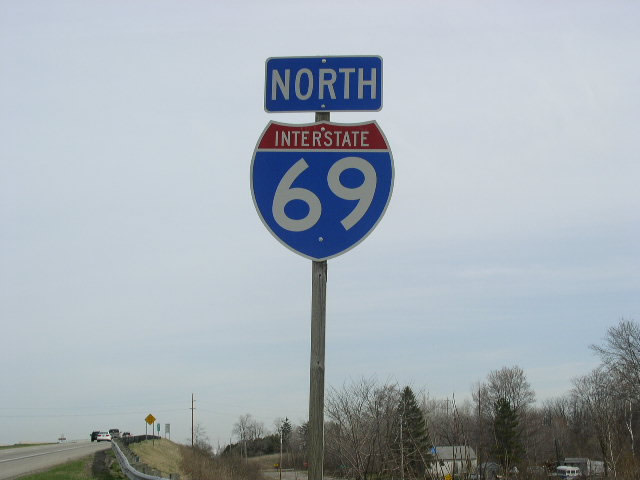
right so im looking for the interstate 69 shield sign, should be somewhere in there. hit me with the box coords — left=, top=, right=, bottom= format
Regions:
left=251, top=121, right=394, bottom=261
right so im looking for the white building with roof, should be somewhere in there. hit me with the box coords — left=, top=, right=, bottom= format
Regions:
left=428, top=445, right=477, bottom=478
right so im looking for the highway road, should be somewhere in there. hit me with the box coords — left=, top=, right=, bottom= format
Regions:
left=0, top=441, right=110, bottom=480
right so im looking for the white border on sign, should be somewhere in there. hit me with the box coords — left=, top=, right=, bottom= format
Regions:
left=264, top=55, right=383, bottom=113
left=250, top=120, right=395, bottom=261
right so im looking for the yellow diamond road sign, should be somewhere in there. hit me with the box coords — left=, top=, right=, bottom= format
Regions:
left=145, top=414, right=156, bottom=425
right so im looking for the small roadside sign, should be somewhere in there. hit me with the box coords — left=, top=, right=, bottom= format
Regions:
left=265, top=56, right=382, bottom=112
left=145, top=414, right=156, bottom=425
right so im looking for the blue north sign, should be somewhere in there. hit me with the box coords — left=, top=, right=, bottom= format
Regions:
left=265, top=56, right=383, bottom=112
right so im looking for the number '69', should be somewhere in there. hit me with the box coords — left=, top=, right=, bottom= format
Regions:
left=272, top=156, right=376, bottom=232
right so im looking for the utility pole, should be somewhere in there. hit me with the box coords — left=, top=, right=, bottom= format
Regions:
left=477, top=385, right=481, bottom=469
left=309, top=258, right=327, bottom=480
left=279, top=422, right=283, bottom=480
left=400, top=397, right=405, bottom=480
left=190, top=393, right=195, bottom=447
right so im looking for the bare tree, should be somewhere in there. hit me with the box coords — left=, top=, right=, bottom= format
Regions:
left=248, top=418, right=265, bottom=442
left=424, top=394, right=473, bottom=447
left=472, top=366, right=535, bottom=466
left=539, top=397, right=573, bottom=463
left=590, top=319, right=640, bottom=398
left=485, top=366, right=536, bottom=415
left=325, top=378, right=401, bottom=480
left=193, top=423, right=212, bottom=452
left=233, top=413, right=253, bottom=460
left=590, top=319, right=640, bottom=462
left=572, top=368, right=623, bottom=476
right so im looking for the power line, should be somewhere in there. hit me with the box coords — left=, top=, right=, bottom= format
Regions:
left=190, top=393, right=196, bottom=447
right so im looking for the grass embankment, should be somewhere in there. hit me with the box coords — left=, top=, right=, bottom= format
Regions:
left=128, top=438, right=188, bottom=479
left=249, top=453, right=281, bottom=470
left=181, top=445, right=263, bottom=480
left=17, top=450, right=125, bottom=480
left=111, top=439, right=267, bottom=480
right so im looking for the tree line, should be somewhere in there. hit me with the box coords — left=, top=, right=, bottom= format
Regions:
left=218, top=319, right=639, bottom=479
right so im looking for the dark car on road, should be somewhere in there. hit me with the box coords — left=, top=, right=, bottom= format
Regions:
left=90, top=431, right=100, bottom=442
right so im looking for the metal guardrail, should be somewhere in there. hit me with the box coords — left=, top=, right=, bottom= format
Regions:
left=112, top=436, right=179, bottom=480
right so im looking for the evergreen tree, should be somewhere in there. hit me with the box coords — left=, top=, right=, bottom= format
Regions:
left=492, top=398, right=523, bottom=470
left=397, top=386, right=433, bottom=478
left=281, top=417, right=292, bottom=448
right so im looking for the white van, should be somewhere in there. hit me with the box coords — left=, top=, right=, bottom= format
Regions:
left=556, top=465, right=582, bottom=478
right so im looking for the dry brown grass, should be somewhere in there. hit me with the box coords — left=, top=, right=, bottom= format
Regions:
left=129, top=438, right=189, bottom=479
left=128, top=438, right=273, bottom=480
left=180, top=445, right=263, bottom=480
left=249, top=453, right=280, bottom=470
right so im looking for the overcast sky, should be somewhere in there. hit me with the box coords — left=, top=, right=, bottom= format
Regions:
left=1, top=0, right=639, bottom=447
